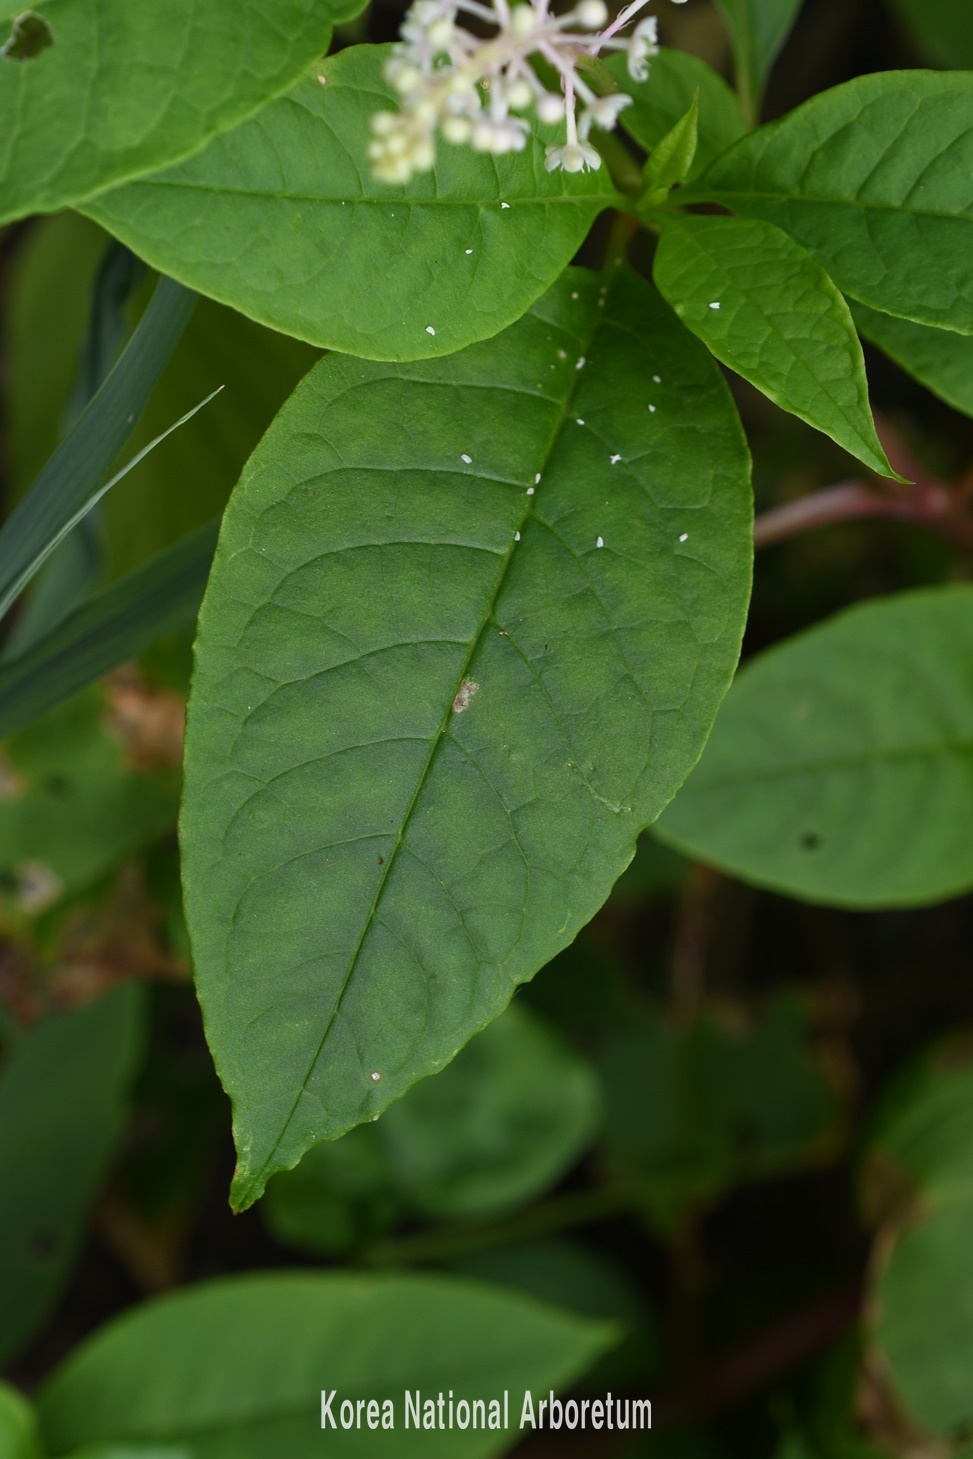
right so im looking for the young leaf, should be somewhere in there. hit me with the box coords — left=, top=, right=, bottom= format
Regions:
left=82, top=46, right=620, bottom=363
left=0, top=521, right=218, bottom=741
left=642, top=93, right=699, bottom=202
left=608, top=49, right=747, bottom=181
left=0, top=987, right=143, bottom=1367
left=652, top=215, right=899, bottom=478
left=687, top=71, right=973, bottom=335
left=38, top=1273, right=614, bottom=1458
left=712, top=0, right=804, bottom=121
left=0, top=275, right=196, bottom=624
left=0, top=0, right=357, bottom=226
left=180, top=265, right=753, bottom=1209
left=656, top=586, right=973, bottom=908
left=852, top=300, right=973, bottom=420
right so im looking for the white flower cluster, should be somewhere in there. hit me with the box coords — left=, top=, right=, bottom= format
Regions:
left=369, top=0, right=687, bottom=183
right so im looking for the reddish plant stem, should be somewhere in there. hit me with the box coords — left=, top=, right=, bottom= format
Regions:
left=753, top=415, right=973, bottom=557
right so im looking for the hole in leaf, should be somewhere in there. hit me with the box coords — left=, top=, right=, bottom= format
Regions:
left=800, top=832, right=821, bottom=850
left=2, top=10, right=54, bottom=61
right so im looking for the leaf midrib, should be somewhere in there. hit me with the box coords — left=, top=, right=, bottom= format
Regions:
left=103, top=177, right=619, bottom=209
left=244, top=294, right=611, bottom=1201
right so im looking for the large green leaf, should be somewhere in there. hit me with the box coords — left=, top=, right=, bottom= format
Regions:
left=38, top=1273, right=613, bottom=1457
left=852, top=300, right=973, bottom=420
left=608, top=49, right=747, bottom=181
left=886, top=0, right=973, bottom=68
left=83, top=45, right=620, bottom=362
left=653, top=215, right=896, bottom=476
left=0, top=0, right=352, bottom=226
left=656, top=586, right=973, bottom=907
left=712, top=0, right=804, bottom=120
left=265, top=1002, right=600, bottom=1253
left=181, top=265, right=753, bottom=1209
left=688, top=71, right=973, bottom=335
left=0, top=987, right=142, bottom=1367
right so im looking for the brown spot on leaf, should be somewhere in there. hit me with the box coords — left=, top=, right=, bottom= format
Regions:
left=452, top=678, right=479, bottom=714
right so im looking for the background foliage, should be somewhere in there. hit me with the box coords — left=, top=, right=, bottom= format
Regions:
left=3, top=1, right=973, bottom=1457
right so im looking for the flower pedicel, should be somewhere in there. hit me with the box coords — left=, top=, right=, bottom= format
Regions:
left=369, top=0, right=688, bottom=182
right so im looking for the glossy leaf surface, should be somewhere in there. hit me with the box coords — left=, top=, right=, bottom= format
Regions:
left=84, top=46, right=619, bottom=362
left=690, top=72, right=973, bottom=334
left=181, top=266, right=753, bottom=1208
left=657, top=587, right=973, bottom=907
left=653, top=215, right=895, bottom=476
left=0, top=0, right=351, bottom=225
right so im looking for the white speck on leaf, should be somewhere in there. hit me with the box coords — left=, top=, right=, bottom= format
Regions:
left=514, top=530, right=521, bottom=541
left=501, top=201, right=510, bottom=209
left=709, top=302, right=721, bottom=310
left=557, top=349, right=568, bottom=360
left=575, top=356, right=586, bottom=370
left=653, top=374, right=661, bottom=383
left=648, top=404, right=657, bottom=413
left=527, top=486, right=535, bottom=495
left=370, top=1071, right=382, bottom=1082
left=571, top=291, right=579, bottom=299
left=610, top=454, right=621, bottom=465
left=465, top=248, right=473, bottom=254
left=426, top=325, right=436, bottom=335
left=535, top=472, right=542, bottom=484
left=679, top=532, right=688, bottom=542
left=453, top=678, right=479, bottom=713
left=461, top=453, right=472, bottom=463
left=316, top=73, right=327, bottom=85
left=576, top=418, right=584, bottom=425
left=596, top=536, right=604, bottom=548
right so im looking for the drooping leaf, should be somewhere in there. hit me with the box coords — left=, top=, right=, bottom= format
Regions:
left=653, top=215, right=897, bottom=477
left=656, top=586, right=973, bottom=907
left=0, top=986, right=143, bottom=1367
left=712, top=0, right=805, bottom=121
left=0, top=522, right=218, bottom=741
left=852, top=299, right=973, bottom=420
left=0, top=0, right=356, bottom=226
left=867, top=1046, right=973, bottom=1437
left=0, top=274, right=196, bottom=623
left=38, top=1272, right=614, bottom=1458
left=83, top=45, right=620, bottom=362
left=180, top=265, right=753, bottom=1209
left=0, top=688, right=180, bottom=920
left=600, top=994, right=838, bottom=1229
left=265, top=1002, right=600, bottom=1252
left=886, top=0, right=973, bottom=69
left=688, top=71, right=973, bottom=335
left=609, top=49, right=747, bottom=181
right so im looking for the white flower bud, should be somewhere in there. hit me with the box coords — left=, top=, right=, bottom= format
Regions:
left=575, top=0, right=608, bottom=28
left=509, top=5, right=536, bottom=32
left=442, top=115, right=473, bottom=142
left=427, top=16, right=455, bottom=46
left=536, top=91, right=564, bottom=124
left=506, top=77, right=533, bottom=109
